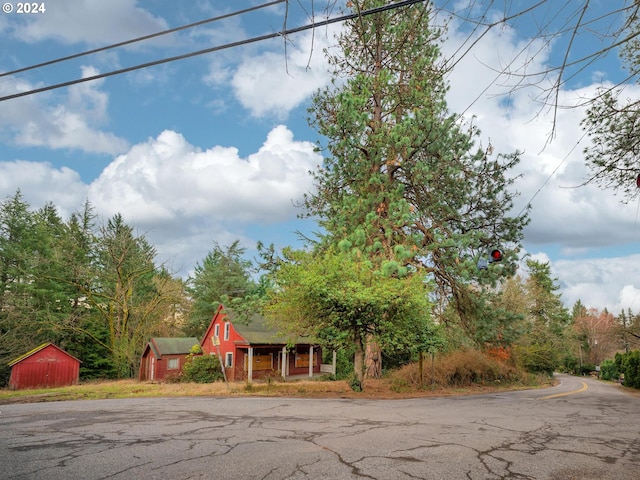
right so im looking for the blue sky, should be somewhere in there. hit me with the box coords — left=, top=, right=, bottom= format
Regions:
left=1, top=0, right=639, bottom=313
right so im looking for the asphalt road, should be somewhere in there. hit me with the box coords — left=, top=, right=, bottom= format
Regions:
left=1, top=374, right=638, bottom=480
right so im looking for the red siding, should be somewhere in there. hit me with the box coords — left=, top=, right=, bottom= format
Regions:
left=9, top=344, right=80, bottom=390
left=139, top=346, right=190, bottom=382
left=202, top=308, right=244, bottom=381
left=201, top=306, right=322, bottom=382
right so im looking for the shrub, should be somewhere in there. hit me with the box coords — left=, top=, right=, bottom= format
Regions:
left=622, top=350, right=640, bottom=389
left=512, top=343, right=557, bottom=375
left=599, top=359, right=619, bottom=381
left=391, top=349, right=522, bottom=389
left=181, top=354, right=224, bottom=383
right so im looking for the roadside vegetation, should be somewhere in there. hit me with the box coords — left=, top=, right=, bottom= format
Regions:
left=2, top=2, right=640, bottom=395
left=1, top=350, right=552, bottom=404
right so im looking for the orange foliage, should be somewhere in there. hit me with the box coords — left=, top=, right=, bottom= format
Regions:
left=485, top=346, right=512, bottom=363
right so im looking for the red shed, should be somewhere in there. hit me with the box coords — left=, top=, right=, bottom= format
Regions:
left=139, top=337, right=200, bottom=382
left=8, top=343, right=81, bottom=390
left=201, top=305, right=323, bottom=382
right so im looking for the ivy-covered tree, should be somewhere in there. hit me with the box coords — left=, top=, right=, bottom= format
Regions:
left=304, top=1, right=528, bottom=350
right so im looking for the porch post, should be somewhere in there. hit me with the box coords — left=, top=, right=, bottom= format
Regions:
left=309, top=345, right=314, bottom=377
left=282, top=346, right=288, bottom=379
left=332, top=350, right=337, bottom=376
left=248, top=347, right=253, bottom=383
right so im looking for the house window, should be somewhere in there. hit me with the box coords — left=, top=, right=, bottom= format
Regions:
left=225, top=352, right=233, bottom=368
left=214, top=324, right=220, bottom=338
left=224, top=322, right=230, bottom=341
left=167, top=358, right=179, bottom=370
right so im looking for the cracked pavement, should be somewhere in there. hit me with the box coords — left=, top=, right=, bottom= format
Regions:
left=1, top=374, right=638, bottom=479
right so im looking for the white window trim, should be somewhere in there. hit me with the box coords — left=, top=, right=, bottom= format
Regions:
left=225, top=352, right=233, bottom=368
left=214, top=324, right=220, bottom=338
left=223, top=322, right=230, bottom=341
left=167, top=358, right=179, bottom=370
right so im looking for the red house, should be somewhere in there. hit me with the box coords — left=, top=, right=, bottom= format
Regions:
left=8, top=343, right=81, bottom=390
left=139, top=337, right=200, bottom=381
left=201, top=305, right=323, bottom=382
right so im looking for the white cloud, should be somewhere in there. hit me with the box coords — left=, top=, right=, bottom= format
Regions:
left=230, top=28, right=336, bottom=118
left=0, top=68, right=129, bottom=155
left=618, top=285, right=640, bottom=313
left=442, top=16, right=640, bottom=250
left=11, top=0, right=168, bottom=45
left=553, top=255, right=640, bottom=312
left=439, top=12, right=640, bottom=312
left=87, top=125, right=320, bottom=273
left=1, top=125, right=321, bottom=277
left=0, top=160, right=88, bottom=218
left=88, top=124, right=319, bottom=223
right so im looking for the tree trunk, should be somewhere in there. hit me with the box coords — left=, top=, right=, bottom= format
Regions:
left=352, top=334, right=365, bottom=391
left=364, top=337, right=382, bottom=379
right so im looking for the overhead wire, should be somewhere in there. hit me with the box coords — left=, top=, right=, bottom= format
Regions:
left=0, top=0, right=428, bottom=103
left=2, top=0, right=628, bottom=225
left=0, top=0, right=287, bottom=79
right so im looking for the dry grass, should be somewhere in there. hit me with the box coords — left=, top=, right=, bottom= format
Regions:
left=0, top=375, right=553, bottom=405
left=0, top=351, right=556, bottom=404
left=392, top=349, right=526, bottom=390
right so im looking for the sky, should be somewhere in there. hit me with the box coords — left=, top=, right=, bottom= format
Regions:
left=0, top=0, right=639, bottom=314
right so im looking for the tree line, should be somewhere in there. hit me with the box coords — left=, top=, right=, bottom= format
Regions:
left=4, top=1, right=640, bottom=389
left=0, top=192, right=189, bottom=382
left=1, top=189, right=638, bottom=387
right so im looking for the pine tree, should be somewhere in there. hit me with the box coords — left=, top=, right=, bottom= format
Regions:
left=185, top=240, right=256, bottom=337
left=305, top=1, right=527, bottom=344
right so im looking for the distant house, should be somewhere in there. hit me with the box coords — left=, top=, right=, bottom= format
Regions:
left=139, top=337, right=200, bottom=382
left=8, top=343, right=81, bottom=390
left=201, top=305, right=325, bottom=382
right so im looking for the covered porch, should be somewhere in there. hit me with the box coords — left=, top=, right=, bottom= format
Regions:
left=235, top=345, right=336, bottom=383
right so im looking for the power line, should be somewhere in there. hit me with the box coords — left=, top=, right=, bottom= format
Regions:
left=0, top=0, right=287, bottom=79
left=0, top=0, right=427, bottom=103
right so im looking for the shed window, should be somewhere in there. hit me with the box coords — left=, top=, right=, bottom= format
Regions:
left=167, top=358, right=179, bottom=370
left=225, top=352, right=233, bottom=368
left=224, top=322, right=230, bottom=341
left=214, top=324, right=220, bottom=338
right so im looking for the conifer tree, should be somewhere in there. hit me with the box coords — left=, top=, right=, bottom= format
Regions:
left=304, top=1, right=528, bottom=342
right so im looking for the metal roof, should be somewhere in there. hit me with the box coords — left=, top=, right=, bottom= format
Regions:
left=149, top=337, right=200, bottom=356
left=229, top=312, right=315, bottom=346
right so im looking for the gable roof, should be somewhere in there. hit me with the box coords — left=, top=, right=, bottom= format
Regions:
left=231, top=312, right=294, bottom=345
left=201, top=305, right=317, bottom=348
left=225, top=309, right=316, bottom=346
left=148, top=337, right=200, bottom=357
left=8, top=343, right=81, bottom=367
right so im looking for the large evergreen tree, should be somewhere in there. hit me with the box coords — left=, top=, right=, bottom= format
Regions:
left=513, top=259, right=572, bottom=374
left=304, top=1, right=527, bottom=341
left=0, top=191, right=42, bottom=383
left=185, top=240, right=256, bottom=338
